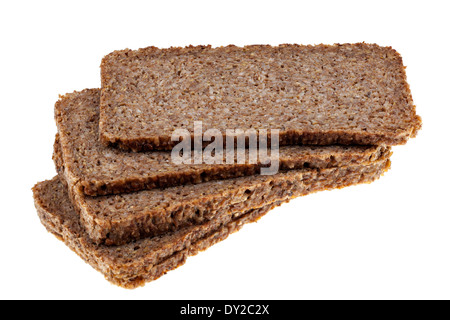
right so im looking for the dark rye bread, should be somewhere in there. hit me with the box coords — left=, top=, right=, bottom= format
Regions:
left=56, top=89, right=389, bottom=196
left=100, top=43, right=421, bottom=151
left=54, top=137, right=391, bottom=245
left=33, top=177, right=281, bottom=289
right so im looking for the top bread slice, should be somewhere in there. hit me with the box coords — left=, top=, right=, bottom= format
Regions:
left=56, top=89, right=389, bottom=196
left=100, top=43, right=421, bottom=151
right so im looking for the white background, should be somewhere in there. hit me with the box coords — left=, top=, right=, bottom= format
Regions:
left=0, top=0, right=448, bottom=300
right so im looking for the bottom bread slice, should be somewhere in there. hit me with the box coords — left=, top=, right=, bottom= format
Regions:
left=33, top=156, right=389, bottom=289
left=33, top=177, right=282, bottom=289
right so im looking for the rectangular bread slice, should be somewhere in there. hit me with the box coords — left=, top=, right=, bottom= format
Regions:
left=100, top=43, right=421, bottom=151
left=56, top=89, right=389, bottom=196
left=54, top=137, right=390, bottom=245
left=33, top=177, right=282, bottom=289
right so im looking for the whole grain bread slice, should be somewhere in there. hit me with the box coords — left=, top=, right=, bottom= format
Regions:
left=54, top=136, right=390, bottom=245
left=33, top=177, right=281, bottom=289
left=100, top=43, right=421, bottom=151
left=56, top=89, right=389, bottom=196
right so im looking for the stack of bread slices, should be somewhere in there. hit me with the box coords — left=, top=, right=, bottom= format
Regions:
left=32, top=43, right=421, bottom=289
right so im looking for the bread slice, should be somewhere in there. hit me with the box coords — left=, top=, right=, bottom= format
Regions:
left=54, top=136, right=390, bottom=245
left=33, top=176, right=282, bottom=289
left=56, top=89, right=389, bottom=196
left=100, top=43, right=421, bottom=151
